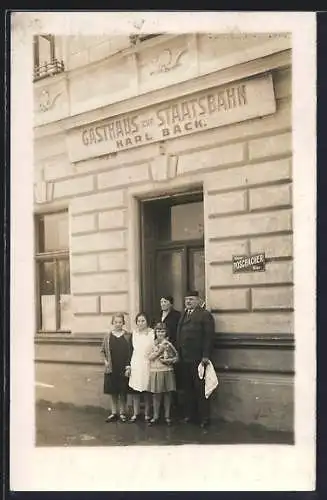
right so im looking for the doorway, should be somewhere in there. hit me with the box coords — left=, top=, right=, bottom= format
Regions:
left=140, top=191, right=205, bottom=323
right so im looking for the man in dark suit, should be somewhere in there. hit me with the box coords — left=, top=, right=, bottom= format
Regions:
left=176, top=290, right=215, bottom=428
left=159, top=295, right=181, bottom=346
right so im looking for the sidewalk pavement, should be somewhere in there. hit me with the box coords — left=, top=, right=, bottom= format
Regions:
left=36, top=400, right=294, bottom=446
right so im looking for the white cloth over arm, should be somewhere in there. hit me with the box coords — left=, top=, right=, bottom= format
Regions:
left=198, top=360, right=219, bottom=399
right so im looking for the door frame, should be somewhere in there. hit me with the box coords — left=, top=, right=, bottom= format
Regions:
left=139, top=190, right=205, bottom=320
left=127, top=181, right=205, bottom=330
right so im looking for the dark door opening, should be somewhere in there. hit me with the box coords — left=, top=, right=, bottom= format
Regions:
left=140, top=192, right=205, bottom=323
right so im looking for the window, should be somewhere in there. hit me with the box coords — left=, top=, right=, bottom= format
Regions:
left=35, top=211, right=72, bottom=333
left=33, top=34, right=65, bottom=82
left=156, top=199, right=204, bottom=242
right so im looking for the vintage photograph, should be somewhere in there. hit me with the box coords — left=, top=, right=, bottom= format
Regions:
left=10, top=11, right=316, bottom=492
left=32, top=29, right=294, bottom=447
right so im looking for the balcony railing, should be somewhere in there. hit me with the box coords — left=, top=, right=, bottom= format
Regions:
left=33, top=59, right=65, bottom=82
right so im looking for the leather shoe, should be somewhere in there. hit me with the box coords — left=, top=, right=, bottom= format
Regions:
left=148, top=418, right=159, bottom=426
left=105, top=413, right=118, bottom=422
left=200, top=420, right=209, bottom=429
left=181, top=417, right=191, bottom=424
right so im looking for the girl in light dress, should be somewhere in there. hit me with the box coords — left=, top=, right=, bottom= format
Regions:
left=128, top=312, right=155, bottom=422
left=101, top=313, right=133, bottom=423
left=147, top=322, right=178, bottom=426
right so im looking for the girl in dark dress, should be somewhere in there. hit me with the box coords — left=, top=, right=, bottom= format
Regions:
left=101, top=313, right=132, bottom=423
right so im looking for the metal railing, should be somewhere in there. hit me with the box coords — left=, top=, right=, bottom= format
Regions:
left=33, top=59, right=65, bottom=82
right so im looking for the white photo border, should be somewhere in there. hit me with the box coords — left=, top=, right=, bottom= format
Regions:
left=10, top=11, right=316, bottom=491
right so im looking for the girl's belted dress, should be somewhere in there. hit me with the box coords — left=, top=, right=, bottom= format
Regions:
left=101, top=330, right=133, bottom=395
left=148, top=340, right=178, bottom=393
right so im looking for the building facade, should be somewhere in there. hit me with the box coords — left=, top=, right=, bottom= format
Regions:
left=34, top=33, right=294, bottom=431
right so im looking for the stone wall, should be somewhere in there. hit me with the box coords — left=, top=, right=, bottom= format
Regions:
left=34, top=33, right=291, bottom=126
left=35, top=335, right=294, bottom=431
left=34, top=66, right=292, bottom=337
left=34, top=40, right=294, bottom=430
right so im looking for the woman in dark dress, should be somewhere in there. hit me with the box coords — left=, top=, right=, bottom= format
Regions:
left=101, top=313, right=132, bottom=422
left=159, top=296, right=181, bottom=347
left=159, top=296, right=181, bottom=417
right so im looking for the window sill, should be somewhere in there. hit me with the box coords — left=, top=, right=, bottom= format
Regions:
left=36, top=331, right=72, bottom=338
left=35, top=333, right=103, bottom=346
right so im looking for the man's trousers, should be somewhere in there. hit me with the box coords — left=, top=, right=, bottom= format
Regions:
left=178, top=361, right=210, bottom=422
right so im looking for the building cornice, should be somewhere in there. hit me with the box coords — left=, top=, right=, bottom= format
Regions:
left=34, top=48, right=291, bottom=140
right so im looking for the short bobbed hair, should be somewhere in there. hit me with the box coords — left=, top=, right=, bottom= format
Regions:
left=160, top=295, right=174, bottom=305
left=135, top=312, right=149, bottom=326
left=154, top=322, right=168, bottom=340
left=111, top=313, right=125, bottom=325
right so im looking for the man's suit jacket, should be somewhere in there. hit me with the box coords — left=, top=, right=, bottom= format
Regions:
left=176, top=306, right=215, bottom=363
left=161, top=308, right=181, bottom=346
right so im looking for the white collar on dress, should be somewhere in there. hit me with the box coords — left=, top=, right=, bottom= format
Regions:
left=111, top=330, right=125, bottom=338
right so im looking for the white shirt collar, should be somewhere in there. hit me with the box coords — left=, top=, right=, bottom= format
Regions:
left=161, top=310, right=170, bottom=320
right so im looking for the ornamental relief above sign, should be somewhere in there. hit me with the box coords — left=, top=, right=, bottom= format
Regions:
left=67, top=73, right=276, bottom=164
left=149, top=48, right=188, bottom=75
left=37, top=89, right=62, bottom=113
left=34, top=76, right=69, bottom=125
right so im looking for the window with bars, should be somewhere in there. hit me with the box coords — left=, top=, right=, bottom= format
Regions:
left=33, top=34, right=65, bottom=82
left=35, top=211, right=72, bottom=333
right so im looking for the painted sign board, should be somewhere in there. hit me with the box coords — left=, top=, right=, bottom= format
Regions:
left=232, top=253, right=266, bottom=273
left=67, top=73, right=276, bottom=163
